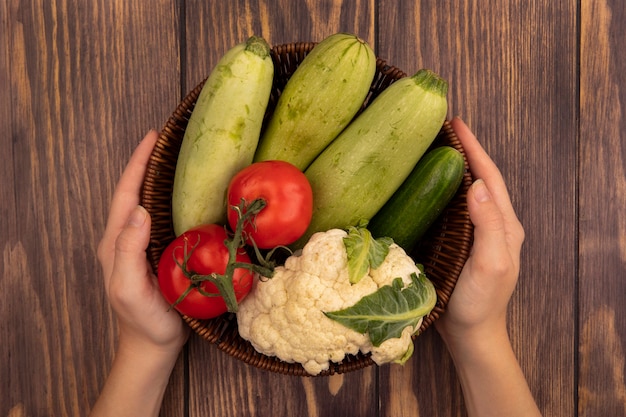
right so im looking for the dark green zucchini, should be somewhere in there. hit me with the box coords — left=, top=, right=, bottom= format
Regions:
left=368, top=146, right=465, bottom=253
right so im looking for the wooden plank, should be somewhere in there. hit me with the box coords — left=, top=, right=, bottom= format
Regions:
left=181, top=0, right=375, bottom=88
left=579, top=0, right=626, bottom=415
left=0, top=1, right=182, bottom=415
left=8, top=1, right=618, bottom=415
left=179, top=1, right=378, bottom=416
left=0, top=0, right=16, bottom=245
left=377, top=1, right=578, bottom=416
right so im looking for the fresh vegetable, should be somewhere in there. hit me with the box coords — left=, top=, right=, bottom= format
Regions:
left=297, top=69, right=449, bottom=247
left=325, top=272, right=437, bottom=347
left=253, top=32, right=377, bottom=171
left=172, top=36, right=274, bottom=236
left=157, top=224, right=254, bottom=319
left=226, top=160, right=313, bottom=248
left=368, top=146, right=465, bottom=253
left=343, top=221, right=393, bottom=284
left=236, top=226, right=436, bottom=375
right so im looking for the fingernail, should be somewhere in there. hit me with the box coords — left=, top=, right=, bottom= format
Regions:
left=472, top=179, right=491, bottom=203
left=127, top=205, right=147, bottom=227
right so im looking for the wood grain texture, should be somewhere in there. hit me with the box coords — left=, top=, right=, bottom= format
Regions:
left=0, top=1, right=182, bottom=415
left=179, top=2, right=378, bottom=416
left=378, top=1, right=578, bottom=416
left=579, top=0, right=626, bottom=415
left=182, top=0, right=375, bottom=89
left=2, top=0, right=625, bottom=416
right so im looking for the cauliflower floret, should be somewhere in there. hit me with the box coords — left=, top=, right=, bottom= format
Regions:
left=237, top=229, right=424, bottom=375
left=370, top=323, right=421, bottom=365
left=370, top=244, right=420, bottom=288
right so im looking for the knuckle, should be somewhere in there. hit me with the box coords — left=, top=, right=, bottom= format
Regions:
left=96, top=238, right=108, bottom=264
left=114, top=229, right=139, bottom=255
left=475, top=256, right=514, bottom=278
left=108, top=273, right=143, bottom=311
left=515, top=220, right=526, bottom=243
left=493, top=259, right=516, bottom=278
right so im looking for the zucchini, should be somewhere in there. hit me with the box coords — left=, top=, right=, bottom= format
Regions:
left=172, top=36, right=274, bottom=236
left=296, top=69, right=448, bottom=247
left=253, top=33, right=376, bottom=171
left=368, top=146, right=465, bottom=253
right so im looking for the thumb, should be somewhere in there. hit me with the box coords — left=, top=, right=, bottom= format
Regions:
left=467, top=179, right=507, bottom=259
left=112, top=205, right=152, bottom=278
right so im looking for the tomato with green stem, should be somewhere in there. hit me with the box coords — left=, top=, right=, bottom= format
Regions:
left=227, top=160, right=313, bottom=249
left=157, top=223, right=254, bottom=319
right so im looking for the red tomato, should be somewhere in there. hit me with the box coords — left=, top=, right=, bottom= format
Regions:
left=227, top=160, right=313, bottom=248
left=157, top=224, right=253, bottom=319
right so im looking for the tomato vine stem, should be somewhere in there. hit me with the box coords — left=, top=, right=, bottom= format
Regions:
left=170, top=198, right=276, bottom=314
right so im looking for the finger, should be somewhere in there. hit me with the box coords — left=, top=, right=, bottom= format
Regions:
left=451, top=117, right=520, bottom=233
left=99, top=130, right=158, bottom=267
left=451, top=118, right=510, bottom=198
left=106, top=130, right=159, bottom=235
left=107, top=205, right=152, bottom=296
left=466, top=179, right=511, bottom=271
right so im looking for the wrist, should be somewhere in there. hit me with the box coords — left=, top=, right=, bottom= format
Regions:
left=116, top=333, right=182, bottom=373
left=438, top=318, right=510, bottom=363
left=90, top=335, right=182, bottom=417
left=438, top=322, right=542, bottom=417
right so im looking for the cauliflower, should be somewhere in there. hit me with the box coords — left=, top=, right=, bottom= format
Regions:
left=237, top=228, right=434, bottom=375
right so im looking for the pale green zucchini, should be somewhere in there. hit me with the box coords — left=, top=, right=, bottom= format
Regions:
left=296, top=69, right=448, bottom=247
left=253, top=33, right=376, bottom=171
left=172, top=36, right=274, bottom=236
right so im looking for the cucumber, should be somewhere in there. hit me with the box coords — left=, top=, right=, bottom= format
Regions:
left=172, top=36, right=274, bottom=236
left=368, top=146, right=465, bottom=253
left=253, top=33, right=376, bottom=171
left=296, top=69, right=448, bottom=247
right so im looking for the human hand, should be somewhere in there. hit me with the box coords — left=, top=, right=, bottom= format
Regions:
left=435, top=117, right=525, bottom=347
left=97, top=130, right=189, bottom=357
left=432, top=118, right=542, bottom=417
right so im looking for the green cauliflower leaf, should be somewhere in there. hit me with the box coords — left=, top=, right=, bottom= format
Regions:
left=324, top=272, right=437, bottom=347
left=343, top=222, right=393, bottom=284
